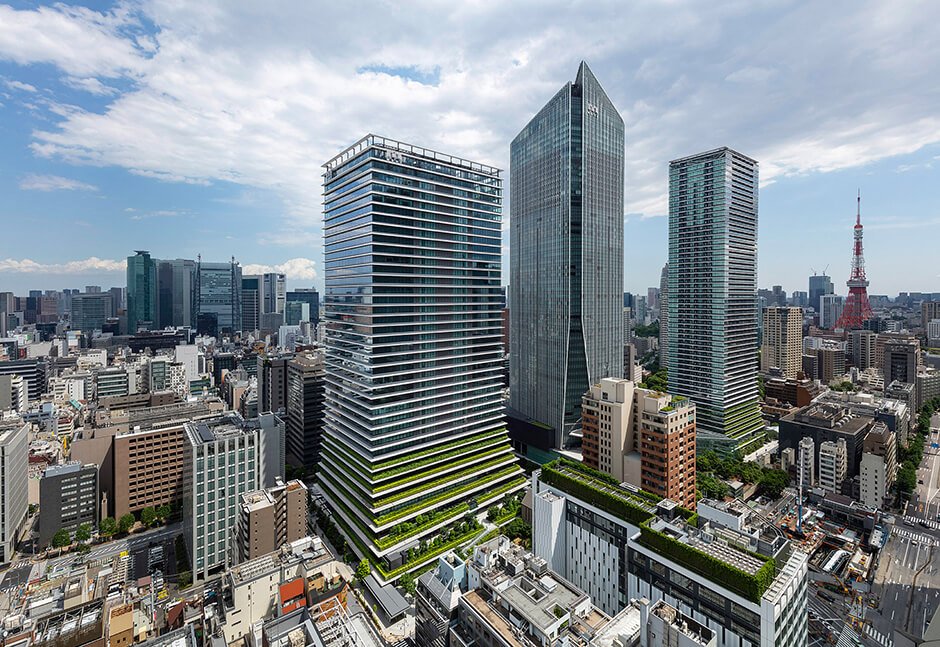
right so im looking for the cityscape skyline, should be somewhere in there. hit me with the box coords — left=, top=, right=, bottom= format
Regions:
left=2, top=2, right=940, bottom=296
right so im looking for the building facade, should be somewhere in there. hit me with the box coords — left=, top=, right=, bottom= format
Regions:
left=808, top=274, right=833, bottom=314
left=319, top=135, right=522, bottom=579
left=0, top=419, right=28, bottom=563
left=286, top=289, right=319, bottom=327
left=70, top=293, right=113, bottom=334
left=859, top=423, right=897, bottom=509
left=38, top=462, right=99, bottom=548
left=761, top=306, right=803, bottom=378
left=156, top=258, right=196, bottom=328
left=197, top=260, right=242, bottom=334
left=817, top=439, right=847, bottom=494
left=237, top=479, right=308, bottom=562
left=241, top=275, right=261, bottom=333
left=126, top=250, right=157, bottom=333
left=262, top=272, right=286, bottom=315
left=183, top=413, right=269, bottom=581
left=286, top=351, right=325, bottom=470
left=509, top=62, right=625, bottom=450
left=667, top=148, right=763, bottom=453
left=113, top=425, right=186, bottom=518
left=883, top=340, right=919, bottom=385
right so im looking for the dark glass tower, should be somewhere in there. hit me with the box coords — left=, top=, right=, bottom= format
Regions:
left=126, top=250, right=156, bottom=333
left=509, top=62, right=625, bottom=450
left=667, top=148, right=763, bottom=454
left=319, top=135, right=523, bottom=581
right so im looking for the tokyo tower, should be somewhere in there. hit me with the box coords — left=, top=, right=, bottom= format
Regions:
left=834, top=191, right=873, bottom=329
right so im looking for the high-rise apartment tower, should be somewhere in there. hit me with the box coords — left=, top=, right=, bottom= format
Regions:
left=666, top=148, right=763, bottom=453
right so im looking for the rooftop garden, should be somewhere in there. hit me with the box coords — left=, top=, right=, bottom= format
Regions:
left=637, top=520, right=776, bottom=603
left=540, top=458, right=774, bottom=601
left=539, top=459, right=661, bottom=526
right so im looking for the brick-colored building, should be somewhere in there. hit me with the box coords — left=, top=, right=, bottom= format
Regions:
left=113, top=425, right=186, bottom=518
left=581, top=378, right=696, bottom=509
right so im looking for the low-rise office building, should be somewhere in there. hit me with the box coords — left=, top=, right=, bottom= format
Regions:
left=38, top=462, right=98, bottom=548
left=532, top=460, right=808, bottom=647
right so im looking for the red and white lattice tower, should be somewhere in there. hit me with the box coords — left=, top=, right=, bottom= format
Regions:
left=834, top=191, right=873, bottom=330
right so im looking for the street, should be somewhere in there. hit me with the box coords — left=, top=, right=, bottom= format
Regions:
left=867, top=413, right=940, bottom=644
left=46, top=522, right=183, bottom=572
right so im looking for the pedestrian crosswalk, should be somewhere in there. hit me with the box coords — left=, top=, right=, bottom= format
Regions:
left=891, top=526, right=939, bottom=546
left=865, top=624, right=893, bottom=647
left=836, top=626, right=861, bottom=647
left=905, top=515, right=940, bottom=531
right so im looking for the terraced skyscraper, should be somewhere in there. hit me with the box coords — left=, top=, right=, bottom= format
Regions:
left=319, top=135, right=524, bottom=581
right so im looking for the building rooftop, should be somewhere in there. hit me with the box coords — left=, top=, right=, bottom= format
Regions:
left=323, top=133, right=500, bottom=176
left=588, top=602, right=642, bottom=647
left=229, top=536, right=331, bottom=586
left=649, top=599, right=715, bottom=646
left=42, top=462, right=90, bottom=479
left=647, top=517, right=768, bottom=576
left=787, top=403, right=873, bottom=434
left=187, top=411, right=255, bottom=443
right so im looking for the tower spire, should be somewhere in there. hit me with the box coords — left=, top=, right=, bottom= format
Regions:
left=835, top=191, right=873, bottom=330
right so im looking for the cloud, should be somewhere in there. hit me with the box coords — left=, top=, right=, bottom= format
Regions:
left=129, top=209, right=185, bottom=221
left=18, top=173, right=98, bottom=192
left=62, top=76, right=118, bottom=96
left=243, top=258, right=318, bottom=281
left=0, top=0, right=938, bottom=243
left=4, top=79, right=37, bottom=92
left=0, top=257, right=124, bottom=274
left=725, top=66, right=775, bottom=83
left=0, top=4, right=148, bottom=78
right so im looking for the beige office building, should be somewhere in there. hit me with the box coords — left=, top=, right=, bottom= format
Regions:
left=761, top=306, right=803, bottom=378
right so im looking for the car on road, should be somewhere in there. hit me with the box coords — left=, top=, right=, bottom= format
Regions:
left=919, top=479, right=925, bottom=484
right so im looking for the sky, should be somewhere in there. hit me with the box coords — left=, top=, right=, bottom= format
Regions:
left=0, top=0, right=939, bottom=297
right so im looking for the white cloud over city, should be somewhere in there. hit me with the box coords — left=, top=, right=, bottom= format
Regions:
left=0, top=1, right=938, bottom=293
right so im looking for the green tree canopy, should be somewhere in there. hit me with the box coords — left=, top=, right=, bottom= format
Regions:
left=75, top=523, right=92, bottom=542
left=504, top=518, right=531, bottom=542
left=399, top=572, right=416, bottom=595
left=757, top=470, right=790, bottom=499
left=140, top=507, right=157, bottom=527
left=99, top=517, right=117, bottom=537
left=118, top=513, right=135, bottom=534
left=51, top=528, right=71, bottom=548
left=355, top=558, right=371, bottom=582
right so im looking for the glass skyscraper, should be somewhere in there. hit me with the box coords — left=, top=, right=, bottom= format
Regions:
left=667, top=147, right=763, bottom=454
left=509, top=62, right=624, bottom=450
left=319, top=135, right=523, bottom=581
left=197, top=260, right=242, bottom=334
left=157, top=258, right=196, bottom=328
left=126, top=250, right=156, bottom=333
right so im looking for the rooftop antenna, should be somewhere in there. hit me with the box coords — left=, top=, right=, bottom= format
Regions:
left=857, top=188, right=861, bottom=226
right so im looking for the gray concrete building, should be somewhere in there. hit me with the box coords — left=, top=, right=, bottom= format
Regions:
left=0, top=419, right=28, bottom=563
left=38, top=462, right=99, bottom=548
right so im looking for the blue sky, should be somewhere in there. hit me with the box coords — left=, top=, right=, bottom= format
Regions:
left=1, top=0, right=938, bottom=296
